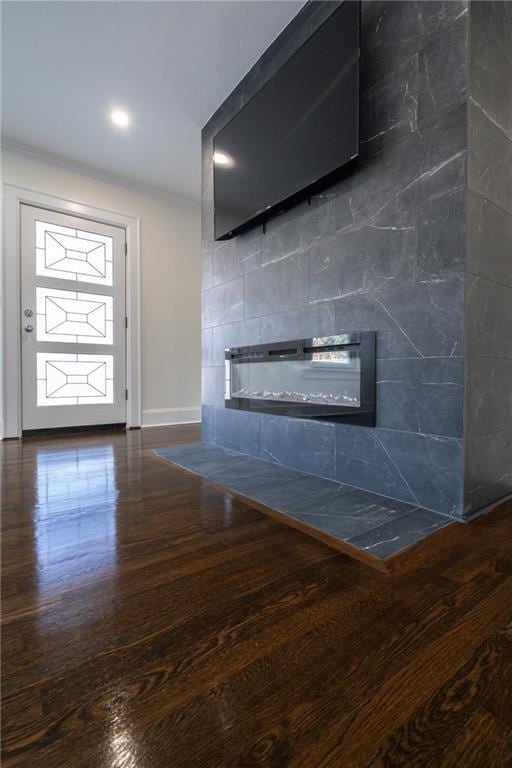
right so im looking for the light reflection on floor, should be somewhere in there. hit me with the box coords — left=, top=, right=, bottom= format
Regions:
left=35, top=444, right=119, bottom=593
left=106, top=704, right=140, bottom=768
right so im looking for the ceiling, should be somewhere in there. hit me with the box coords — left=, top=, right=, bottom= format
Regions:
left=1, top=1, right=304, bottom=203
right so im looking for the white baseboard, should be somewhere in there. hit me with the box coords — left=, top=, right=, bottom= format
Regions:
left=141, top=407, right=201, bottom=428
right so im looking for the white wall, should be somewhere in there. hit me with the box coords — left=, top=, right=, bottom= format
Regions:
left=1, top=147, right=201, bottom=428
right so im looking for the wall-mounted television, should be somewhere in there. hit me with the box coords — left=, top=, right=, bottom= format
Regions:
left=213, top=1, right=360, bottom=241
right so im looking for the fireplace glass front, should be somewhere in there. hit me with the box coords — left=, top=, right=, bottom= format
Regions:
left=225, top=332, right=375, bottom=426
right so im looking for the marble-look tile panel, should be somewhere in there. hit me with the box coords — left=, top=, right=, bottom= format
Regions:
left=348, top=507, right=450, bottom=558
left=201, top=366, right=225, bottom=407
left=244, top=252, right=308, bottom=319
left=471, top=31, right=512, bottom=140
left=201, top=159, right=214, bottom=246
left=292, top=489, right=420, bottom=540
left=224, top=471, right=307, bottom=498
left=261, top=198, right=335, bottom=266
left=464, top=428, right=512, bottom=516
left=202, top=277, right=244, bottom=329
left=261, top=414, right=336, bottom=479
left=201, top=328, right=213, bottom=367
left=466, top=357, right=512, bottom=436
left=212, top=228, right=261, bottom=286
left=333, top=292, right=421, bottom=360
left=156, top=442, right=260, bottom=477
left=375, top=429, right=464, bottom=516
left=260, top=302, right=336, bottom=345
left=334, top=131, right=421, bottom=232
left=416, top=153, right=466, bottom=280
left=308, top=219, right=416, bottom=304
left=155, top=441, right=243, bottom=474
left=156, top=444, right=308, bottom=494
left=156, top=441, right=218, bottom=461
left=212, top=240, right=238, bottom=288
left=360, top=54, right=418, bottom=152
left=371, top=276, right=465, bottom=359
left=418, top=102, right=467, bottom=172
left=213, top=406, right=261, bottom=458
left=466, top=274, right=512, bottom=359
left=468, top=190, right=512, bottom=288
left=470, top=0, right=512, bottom=71
left=211, top=318, right=261, bottom=366
left=202, top=246, right=213, bottom=291
left=202, top=170, right=214, bottom=240
left=336, top=425, right=464, bottom=516
left=360, top=1, right=468, bottom=89
left=335, top=106, right=466, bottom=238
left=201, top=404, right=214, bottom=444
left=236, top=228, right=263, bottom=275
left=376, top=357, right=464, bottom=437
left=247, top=474, right=350, bottom=514
left=207, top=455, right=307, bottom=489
left=469, top=101, right=512, bottom=214
left=418, top=13, right=468, bottom=127
left=335, top=424, right=417, bottom=504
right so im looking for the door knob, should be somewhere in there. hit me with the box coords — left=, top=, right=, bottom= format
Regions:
left=24, top=308, right=33, bottom=317
left=24, top=324, right=34, bottom=333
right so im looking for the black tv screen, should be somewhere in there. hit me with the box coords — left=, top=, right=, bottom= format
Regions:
left=213, top=1, right=360, bottom=240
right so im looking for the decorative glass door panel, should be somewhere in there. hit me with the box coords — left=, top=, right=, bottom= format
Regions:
left=35, top=220, right=113, bottom=284
left=21, top=205, right=126, bottom=430
left=36, top=353, right=114, bottom=406
left=36, top=288, right=114, bottom=344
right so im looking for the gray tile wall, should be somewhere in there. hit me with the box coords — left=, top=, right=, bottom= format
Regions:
left=464, top=1, right=512, bottom=515
left=201, top=1, right=469, bottom=518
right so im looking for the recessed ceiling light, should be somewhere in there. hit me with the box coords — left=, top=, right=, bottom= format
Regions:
left=213, top=151, right=233, bottom=167
left=110, top=108, right=131, bottom=128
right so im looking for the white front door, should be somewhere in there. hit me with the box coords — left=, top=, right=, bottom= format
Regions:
left=20, top=204, right=127, bottom=430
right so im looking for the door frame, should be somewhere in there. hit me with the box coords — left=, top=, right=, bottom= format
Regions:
left=2, top=184, right=141, bottom=437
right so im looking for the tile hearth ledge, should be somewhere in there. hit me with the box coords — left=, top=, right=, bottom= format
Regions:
left=153, top=442, right=454, bottom=572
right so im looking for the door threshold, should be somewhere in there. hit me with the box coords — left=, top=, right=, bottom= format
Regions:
left=22, top=423, right=126, bottom=437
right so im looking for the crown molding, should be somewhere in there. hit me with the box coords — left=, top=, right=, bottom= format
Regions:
left=1, top=138, right=200, bottom=208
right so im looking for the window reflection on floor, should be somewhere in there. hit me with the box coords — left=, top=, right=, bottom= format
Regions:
left=35, top=444, right=119, bottom=591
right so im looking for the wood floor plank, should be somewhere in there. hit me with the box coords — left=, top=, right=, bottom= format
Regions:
left=368, top=621, right=512, bottom=767
left=477, top=622, right=512, bottom=729
left=293, top=580, right=512, bottom=768
left=439, top=707, right=512, bottom=768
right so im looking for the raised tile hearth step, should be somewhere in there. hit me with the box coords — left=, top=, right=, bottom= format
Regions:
left=153, top=442, right=453, bottom=572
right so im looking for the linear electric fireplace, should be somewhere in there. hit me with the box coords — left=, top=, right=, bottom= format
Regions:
left=225, top=332, right=376, bottom=426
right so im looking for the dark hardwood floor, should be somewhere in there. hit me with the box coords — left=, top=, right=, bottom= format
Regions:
left=1, top=425, right=511, bottom=767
